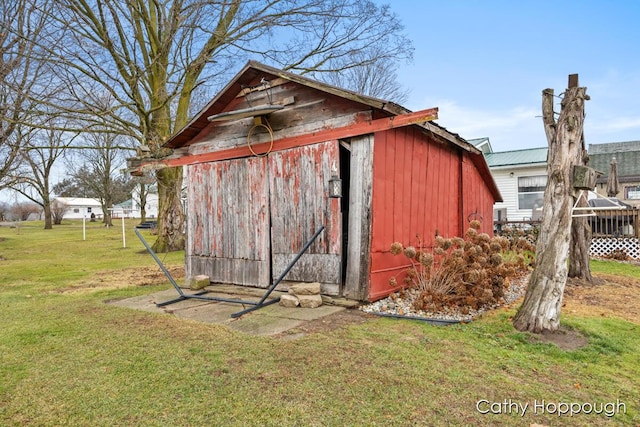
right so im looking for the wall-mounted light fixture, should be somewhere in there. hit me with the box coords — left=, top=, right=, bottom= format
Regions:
left=328, top=174, right=342, bottom=198
left=509, top=172, right=515, bottom=178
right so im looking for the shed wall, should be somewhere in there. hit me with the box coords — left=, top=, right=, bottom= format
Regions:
left=368, top=127, right=463, bottom=301
left=460, top=156, right=497, bottom=233
left=185, top=157, right=270, bottom=286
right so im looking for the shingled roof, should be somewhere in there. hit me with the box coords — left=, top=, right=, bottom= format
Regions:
left=588, top=141, right=640, bottom=180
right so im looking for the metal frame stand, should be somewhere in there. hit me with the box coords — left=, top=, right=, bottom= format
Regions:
left=135, top=226, right=325, bottom=318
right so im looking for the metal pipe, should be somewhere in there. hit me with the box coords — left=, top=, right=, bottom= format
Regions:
left=370, top=312, right=463, bottom=326
left=138, top=226, right=327, bottom=318
left=135, top=229, right=185, bottom=297
left=231, top=225, right=325, bottom=318
left=259, top=225, right=325, bottom=305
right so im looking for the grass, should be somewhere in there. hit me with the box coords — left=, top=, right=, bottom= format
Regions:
left=1, top=221, right=639, bottom=426
left=591, top=258, right=640, bottom=279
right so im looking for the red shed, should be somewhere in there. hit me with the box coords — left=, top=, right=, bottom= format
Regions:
left=159, top=61, right=501, bottom=302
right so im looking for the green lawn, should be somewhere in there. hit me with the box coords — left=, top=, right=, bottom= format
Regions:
left=1, top=221, right=638, bottom=426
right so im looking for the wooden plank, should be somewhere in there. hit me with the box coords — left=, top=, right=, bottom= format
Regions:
left=272, top=253, right=341, bottom=286
left=344, top=134, right=374, bottom=300
left=414, top=129, right=428, bottom=240
left=187, top=256, right=269, bottom=287
left=188, top=99, right=341, bottom=155
left=402, top=129, right=414, bottom=244
left=133, top=108, right=438, bottom=173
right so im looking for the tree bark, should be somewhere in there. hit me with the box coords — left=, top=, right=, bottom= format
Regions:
left=43, top=195, right=52, bottom=229
left=568, top=182, right=593, bottom=280
left=152, top=166, right=185, bottom=253
left=513, top=85, right=588, bottom=333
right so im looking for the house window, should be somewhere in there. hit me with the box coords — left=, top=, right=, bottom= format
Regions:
left=626, top=185, right=640, bottom=200
left=73, top=208, right=80, bottom=213
left=87, top=207, right=92, bottom=213
left=518, top=175, right=547, bottom=210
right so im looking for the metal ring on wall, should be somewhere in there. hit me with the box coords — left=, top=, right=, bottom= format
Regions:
left=247, top=122, right=274, bottom=157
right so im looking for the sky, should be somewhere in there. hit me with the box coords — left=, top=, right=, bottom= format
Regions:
left=385, top=0, right=640, bottom=152
left=3, top=1, right=639, bottom=204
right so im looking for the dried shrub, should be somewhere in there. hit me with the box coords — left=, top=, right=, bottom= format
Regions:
left=604, top=249, right=630, bottom=261
left=389, top=227, right=533, bottom=313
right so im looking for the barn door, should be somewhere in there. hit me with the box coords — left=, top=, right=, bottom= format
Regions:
left=186, top=141, right=341, bottom=291
left=268, top=141, right=342, bottom=292
left=186, top=157, right=271, bottom=288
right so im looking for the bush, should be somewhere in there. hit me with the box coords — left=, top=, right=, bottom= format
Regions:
left=604, top=248, right=630, bottom=261
left=390, top=220, right=533, bottom=313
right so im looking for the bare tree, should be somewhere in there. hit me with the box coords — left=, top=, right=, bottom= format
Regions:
left=50, top=199, right=67, bottom=224
left=0, top=0, right=52, bottom=190
left=67, top=132, right=135, bottom=226
left=10, top=201, right=41, bottom=221
left=131, top=175, right=157, bottom=224
left=513, top=76, right=589, bottom=333
left=321, top=49, right=410, bottom=103
left=11, top=127, right=73, bottom=229
left=39, top=0, right=412, bottom=252
left=568, top=145, right=593, bottom=282
left=0, top=201, right=9, bottom=221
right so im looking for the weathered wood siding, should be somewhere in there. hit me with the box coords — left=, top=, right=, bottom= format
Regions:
left=368, top=127, right=463, bottom=301
left=187, top=80, right=372, bottom=156
left=185, top=140, right=341, bottom=292
left=185, top=157, right=270, bottom=287
left=343, top=135, right=374, bottom=300
left=269, top=141, right=341, bottom=293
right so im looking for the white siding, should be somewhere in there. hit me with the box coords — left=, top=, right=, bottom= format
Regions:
left=491, top=165, right=547, bottom=221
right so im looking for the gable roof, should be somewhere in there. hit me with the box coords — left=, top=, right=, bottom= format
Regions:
left=469, top=137, right=493, bottom=154
left=165, top=61, right=477, bottom=154
left=484, top=147, right=548, bottom=168
left=162, top=60, right=501, bottom=201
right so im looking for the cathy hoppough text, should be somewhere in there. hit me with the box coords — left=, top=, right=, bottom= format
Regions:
left=476, top=399, right=626, bottom=418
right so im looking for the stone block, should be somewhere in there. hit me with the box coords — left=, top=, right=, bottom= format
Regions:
left=289, top=282, right=321, bottom=295
left=188, top=274, right=210, bottom=290
left=298, top=294, right=323, bottom=309
left=279, top=294, right=300, bottom=308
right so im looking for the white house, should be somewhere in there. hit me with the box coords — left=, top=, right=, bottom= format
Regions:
left=113, top=191, right=159, bottom=219
left=476, top=138, right=640, bottom=218
left=481, top=146, right=548, bottom=221
left=53, top=197, right=104, bottom=220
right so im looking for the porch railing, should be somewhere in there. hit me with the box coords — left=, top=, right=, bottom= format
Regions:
left=494, top=207, right=640, bottom=259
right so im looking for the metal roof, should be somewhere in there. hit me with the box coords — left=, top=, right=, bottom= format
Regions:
left=483, top=147, right=548, bottom=167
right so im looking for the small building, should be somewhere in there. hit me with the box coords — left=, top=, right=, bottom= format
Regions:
left=161, top=61, right=501, bottom=301
left=114, top=191, right=159, bottom=219
left=52, top=197, right=103, bottom=220
left=481, top=146, right=548, bottom=221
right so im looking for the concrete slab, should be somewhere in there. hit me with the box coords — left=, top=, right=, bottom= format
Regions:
left=107, top=286, right=348, bottom=336
left=228, top=314, right=305, bottom=336
left=256, top=303, right=345, bottom=321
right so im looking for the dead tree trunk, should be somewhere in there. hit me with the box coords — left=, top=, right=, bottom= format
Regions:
left=569, top=157, right=593, bottom=281
left=513, top=79, right=589, bottom=333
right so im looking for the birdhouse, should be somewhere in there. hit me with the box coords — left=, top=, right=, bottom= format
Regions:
left=572, top=165, right=597, bottom=190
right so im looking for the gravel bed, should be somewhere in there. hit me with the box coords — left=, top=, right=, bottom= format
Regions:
left=360, top=274, right=530, bottom=323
